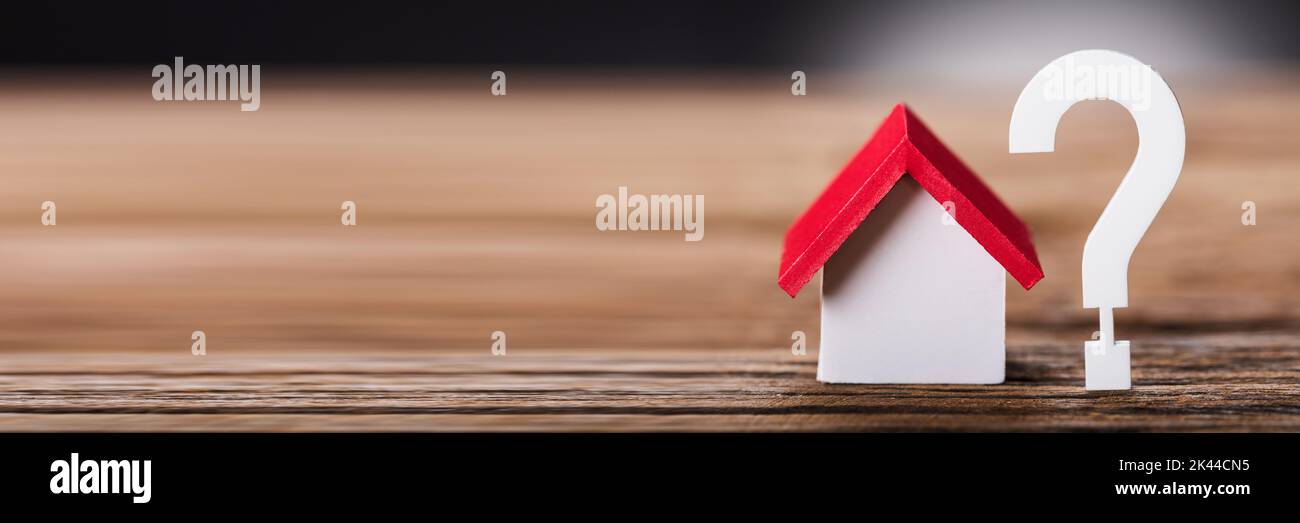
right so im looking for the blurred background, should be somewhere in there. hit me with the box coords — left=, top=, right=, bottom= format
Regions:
left=0, top=0, right=1295, bottom=354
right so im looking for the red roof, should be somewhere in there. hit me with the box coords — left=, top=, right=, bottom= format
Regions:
left=779, top=104, right=1044, bottom=297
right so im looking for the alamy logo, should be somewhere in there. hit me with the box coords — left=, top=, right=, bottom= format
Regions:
left=152, top=56, right=261, bottom=111
left=1040, top=54, right=1153, bottom=111
left=50, top=453, right=151, bottom=503
left=595, top=187, right=704, bottom=241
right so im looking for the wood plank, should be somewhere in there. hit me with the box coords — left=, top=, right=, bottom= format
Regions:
left=0, top=330, right=1294, bottom=431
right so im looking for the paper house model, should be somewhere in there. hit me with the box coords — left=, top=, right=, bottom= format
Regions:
left=779, top=104, right=1044, bottom=384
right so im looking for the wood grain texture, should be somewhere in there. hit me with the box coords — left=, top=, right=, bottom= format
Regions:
left=0, top=332, right=1296, bottom=431
left=0, top=70, right=1295, bottom=431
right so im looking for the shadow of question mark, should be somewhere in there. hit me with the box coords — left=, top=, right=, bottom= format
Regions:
left=1010, top=49, right=1185, bottom=391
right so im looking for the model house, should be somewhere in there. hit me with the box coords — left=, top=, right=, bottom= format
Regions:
left=779, top=104, right=1044, bottom=384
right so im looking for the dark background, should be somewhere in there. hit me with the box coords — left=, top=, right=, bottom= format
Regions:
left=4, top=0, right=1297, bottom=66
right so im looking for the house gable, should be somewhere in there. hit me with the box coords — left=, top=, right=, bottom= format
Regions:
left=779, top=104, right=1045, bottom=297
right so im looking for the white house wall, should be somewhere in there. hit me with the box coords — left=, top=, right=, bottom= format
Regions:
left=819, top=176, right=1006, bottom=384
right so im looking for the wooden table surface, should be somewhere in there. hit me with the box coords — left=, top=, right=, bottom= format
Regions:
left=1, top=338, right=1296, bottom=431
left=0, top=70, right=1295, bottom=431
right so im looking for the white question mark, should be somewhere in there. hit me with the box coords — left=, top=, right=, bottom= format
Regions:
left=1009, top=50, right=1185, bottom=390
